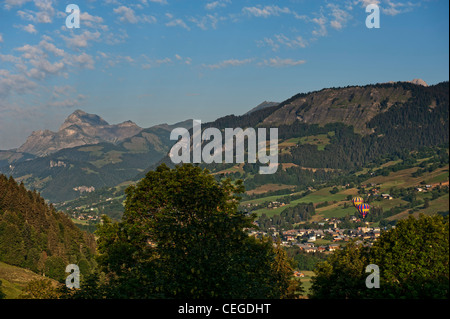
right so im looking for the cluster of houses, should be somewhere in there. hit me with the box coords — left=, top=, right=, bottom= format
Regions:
left=249, top=221, right=382, bottom=253
left=70, top=211, right=100, bottom=222
left=243, top=200, right=287, bottom=211
left=73, top=185, right=96, bottom=194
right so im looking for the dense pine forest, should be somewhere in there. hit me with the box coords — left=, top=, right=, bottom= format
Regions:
left=0, top=175, right=96, bottom=282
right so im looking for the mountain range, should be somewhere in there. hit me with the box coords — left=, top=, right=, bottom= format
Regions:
left=17, top=110, right=143, bottom=157
left=0, top=79, right=447, bottom=205
left=0, top=112, right=192, bottom=202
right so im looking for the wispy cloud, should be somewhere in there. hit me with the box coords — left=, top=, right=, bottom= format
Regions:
left=145, top=0, right=168, bottom=5
left=61, top=30, right=101, bottom=49
left=242, top=5, right=291, bottom=18
left=15, top=23, right=38, bottom=34
left=114, top=5, right=157, bottom=24
left=354, top=0, right=421, bottom=16
left=0, top=69, right=37, bottom=98
left=203, top=58, right=253, bottom=70
left=188, top=13, right=224, bottom=30
left=259, top=57, right=306, bottom=68
left=205, top=0, right=231, bottom=10
left=258, top=34, right=308, bottom=51
left=165, top=13, right=190, bottom=30
left=16, top=0, right=55, bottom=24
left=327, top=3, right=352, bottom=30
left=381, top=0, right=421, bottom=16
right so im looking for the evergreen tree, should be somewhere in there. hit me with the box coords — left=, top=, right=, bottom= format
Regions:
left=83, top=163, right=301, bottom=299
left=309, top=214, right=449, bottom=299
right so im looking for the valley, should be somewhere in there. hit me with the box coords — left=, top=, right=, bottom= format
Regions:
left=0, top=80, right=448, bottom=299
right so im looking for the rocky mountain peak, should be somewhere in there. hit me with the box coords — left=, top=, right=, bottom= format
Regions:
left=409, top=78, right=428, bottom=87
left=59, top=109, right=109, bottom=131
left=17, top=110, right=142, bottom=156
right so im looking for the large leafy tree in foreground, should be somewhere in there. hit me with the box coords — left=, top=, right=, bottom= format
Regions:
left=310, top=214, right=449, bottom=299
left=77, top=163, right=300, bottom=299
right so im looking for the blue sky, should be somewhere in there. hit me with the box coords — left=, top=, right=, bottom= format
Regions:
left=0, top=0, right=448, bottom=150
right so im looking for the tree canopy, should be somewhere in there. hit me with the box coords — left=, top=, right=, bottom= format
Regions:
left=309, top=214, right=449, bottom=299
left=75, top=163, right=301, bottom=299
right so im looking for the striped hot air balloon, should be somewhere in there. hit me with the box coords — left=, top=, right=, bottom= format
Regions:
left=352, top=197, right=364, bottom=207
left=356, top=203, right=370, bottom=219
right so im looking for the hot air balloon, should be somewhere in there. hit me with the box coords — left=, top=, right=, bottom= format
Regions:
left=356, top=203, right=370, bottom=219
left=352, top=197, right=364, bottom=207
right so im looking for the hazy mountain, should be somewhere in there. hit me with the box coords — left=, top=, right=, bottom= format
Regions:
left=0, top=113, right=192, bottom=202
left=244, top=101, right=279, bottom=115
left=1, top=80, right=447, bottom=204
left=0, top=150, right=36, bottom=168
left=260, top=84, right=412, bottom=133
left=17, top=110, right=143, bottom=156
left=151, top=80, right=448, bottom=174
left=56, top=80, right=449, bottom=220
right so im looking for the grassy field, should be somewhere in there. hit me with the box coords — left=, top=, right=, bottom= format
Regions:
left=246, top=184, right=295, bottom=195
left=0, top=262, right=57, bottom=299
left=297, top=270, right=315, bottom=297
left=279, top=133, right=333, bottom=152
left=386, top=193, right=449, bottom=221
left=248, top=187, right=349, bottom=217
left=365, top=165, right=449, bottom=193
left=243, top=161, right=448, bottom=222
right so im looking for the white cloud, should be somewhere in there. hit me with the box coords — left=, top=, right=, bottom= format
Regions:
left=258, top=34, right=308, bottom=51
left=0, top=69, right=37, bottom=98
left=3, top=0, right=32, bottom=10
left=381, top=0, right=420, bottom=16
left=2, top=34, right=97, bottom=99
left=354, top=0, right=420, bottom=16
left=259, top=57, right=306, bottom=68
left=62, top=30, right=101, bottom=48
left=156, top=57, right=172, bottom=65
left=355, top=0, right=381, bottom=7
left=205, top=0, right=231, bottom=10
left=242, top=5, right=291, bottom=18
left=203, top=58, right=253, bottom=70
left=39, top=38, right=65, bottom=56
left=189, top=14, right=221, bottom=30
left=114, top=6, right=139, bottom=23
left=17, top=0, right=55, bottom=24
left=311, top=14, right=328, bottom=37
left=327, top=4, right=352, bottom=30
left=71, top=53, right=95, bottom=70
left=142, top=0, right=168, bottom=4
left=22, top=23, right=37, bottom=34
left=47, top=94, right=86, bottom=108
left=79, top=12, right=108, bottom=30
left=166, top=14, right=190, bottom=30
left=114, top=5, right=157, bottom=24
left=0, top=34, right=3, bottom=43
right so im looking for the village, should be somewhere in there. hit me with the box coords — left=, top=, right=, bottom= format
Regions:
left=249, top=217, right=382, bottom=254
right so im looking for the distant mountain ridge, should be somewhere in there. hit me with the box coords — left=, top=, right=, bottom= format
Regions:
left=0, top=114, right=193, bottom=202
left=17, top=110, right=143, bottom=157
left=244, top=101, right=279, bottom=115
left=1, top=79, right=447, bottom=204
left=150, top=80, right=448, bottom=174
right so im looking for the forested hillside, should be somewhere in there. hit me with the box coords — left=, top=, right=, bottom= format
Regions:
left=0, top=174, right=96, bottom=282
left=150, top=81, right=448, bottom=193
